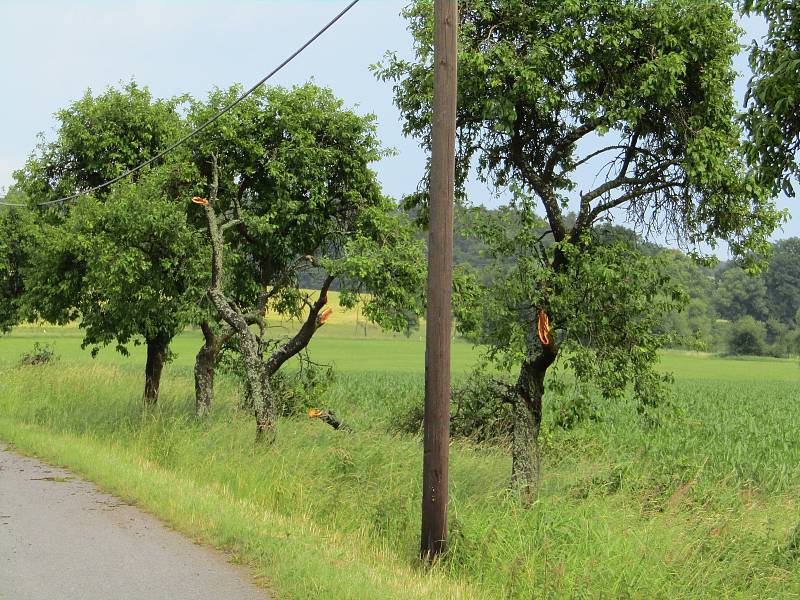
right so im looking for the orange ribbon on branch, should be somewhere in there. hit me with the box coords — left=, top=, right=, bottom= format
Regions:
left=191, top=196, right=209, bottom=206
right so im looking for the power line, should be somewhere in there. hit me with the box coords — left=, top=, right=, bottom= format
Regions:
left=0, top=0, right=361, bottom=209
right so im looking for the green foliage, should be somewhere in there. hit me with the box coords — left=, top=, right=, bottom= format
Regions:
left=457, top=203, right=685, bottom=411
left=714, top=265, right=770, bottom=321
left=24, top=171, right=207, bottom=356
left=222, top=347, right=335, bottom=418
left=13, top=81, right=201, bottom=365
left=387, top=366, right=517, bottom=443
left=727, top=315, right=768, bottom=355
left=765, top=317, right=793, bottom=356
left=391, top=367, right=602, bottom=441
left=450, top=369, right=516, bottom=443
left=659, top=297, right=716, bottom=351
left=324, top=207, right=427, bottom=334
left=451, top=368, right=600, bottom=439
left=189, top=83, right=426, bottom=334
left=0, top=203, right=35, bottom=332
left=657, top=237, right=800, bottom=355
left=552, top=383, right=603, bottom=430
left=453, top=207, right=498, bottom=276
left=742, top=0, right=800, bottom=196
left=389, top=400, right=425, bottom=437
left=15, top=81, right=185, bottom=203
left=272, top=363, right=335, bottom=418
left=659, top=250, right=717, bottom=302
left=378, top=0, right=782, bottom=260
left=764, top=237, right=800, bottom=324
left=451, top=211, right=800, bottom=354
left=553, top=243, right=683, bottom=412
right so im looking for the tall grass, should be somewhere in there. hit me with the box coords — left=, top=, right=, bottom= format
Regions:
left=1, top=332, right=800, bottom=598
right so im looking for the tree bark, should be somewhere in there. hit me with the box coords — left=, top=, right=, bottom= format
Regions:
left=512, top=346, right=557, bottom=505
left=263, top=278, right=333, bottom=378
left=205, top=288, right=276, bottom=443
left=200, top=155, right=277, bottom=443
left=144, top=331, right=170, bottom=405
left=194, top=322, right=217, bottom=416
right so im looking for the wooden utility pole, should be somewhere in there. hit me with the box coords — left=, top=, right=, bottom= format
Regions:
left=421, top=0, right=457, bottom=561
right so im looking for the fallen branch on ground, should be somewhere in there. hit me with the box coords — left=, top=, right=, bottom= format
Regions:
left=307, top=408, right=352, bottom=432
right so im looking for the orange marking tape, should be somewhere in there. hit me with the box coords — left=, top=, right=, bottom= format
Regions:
left=537, top=308, right=552, bottom=346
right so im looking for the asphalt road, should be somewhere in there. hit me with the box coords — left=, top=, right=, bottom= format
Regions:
left=0, top=444, right=270, bottom=600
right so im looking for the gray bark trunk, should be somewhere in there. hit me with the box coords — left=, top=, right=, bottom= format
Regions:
left=236, top=330, right=274, bottom=443
left=194, top=321, right=222, bottom=417
left=511, top=386, right=540, bottom=504
left=511, top=347, right=556, bottom=505
left=200, top=156, right=277, bottom=443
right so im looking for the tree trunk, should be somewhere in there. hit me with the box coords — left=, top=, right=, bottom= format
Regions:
left=194, top=321, right=220, bottom=417
left=511, top=387, right=539, bottom=504
left=201, top=159, right=277, bottom=443
left=512, top=347, right=557, bottom=505
left=144, top=331, right=171, bottom=405
left=256, top=368, right=277, bottom=442
left=194, top=344, right=216, bottom=416
left=231, top=329, right=275, bottom=444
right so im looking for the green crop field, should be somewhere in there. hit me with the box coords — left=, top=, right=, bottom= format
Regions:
left=1, top=319, right=800, bottom=599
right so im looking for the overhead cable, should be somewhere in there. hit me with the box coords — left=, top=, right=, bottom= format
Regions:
left=0, top=0, right=361, bottom=208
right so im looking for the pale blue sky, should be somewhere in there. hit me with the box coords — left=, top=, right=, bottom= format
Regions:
left=0, top=1, right=795, bottom=251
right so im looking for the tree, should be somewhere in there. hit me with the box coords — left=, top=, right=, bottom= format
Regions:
left=0, top=197, right=34, bottom=333
left=23, top=169, right=207, bottom=402
left=727, top=315, right=768, bottom=355
left=188, top=84, right=426, bottom=433
left=714, top=265, right=770, bottom=322
left=654, top=250, right=718, bottom=349
left=16, top=81, right=184, bottom=202
left=378, top=0, right=782, bottom=500
left=658, top=296, right=716, bottom=351
left=14, top=82, right=197, bottom=403
left=765, top=316, right=792, bottom=356
left=454, top=209, right=684, bottom=498
left=742, top=0, right=800, bottom=196
left=659, top=250, right=717, bottom=302
left=684, top=298, right=716, bottom=350
left=764, top=237, right=800, bottom=324
left=792, top=307, right=800, bottom=353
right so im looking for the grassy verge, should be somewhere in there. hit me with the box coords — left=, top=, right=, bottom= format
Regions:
left=0, top=364, right=488, bottom=600
left=1, top=332, right=800, bottom=598
left=1, top=422, right=487, bottom=600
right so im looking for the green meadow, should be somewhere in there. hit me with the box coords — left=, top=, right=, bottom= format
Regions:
left=1, top=315, right=800, bottom=599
